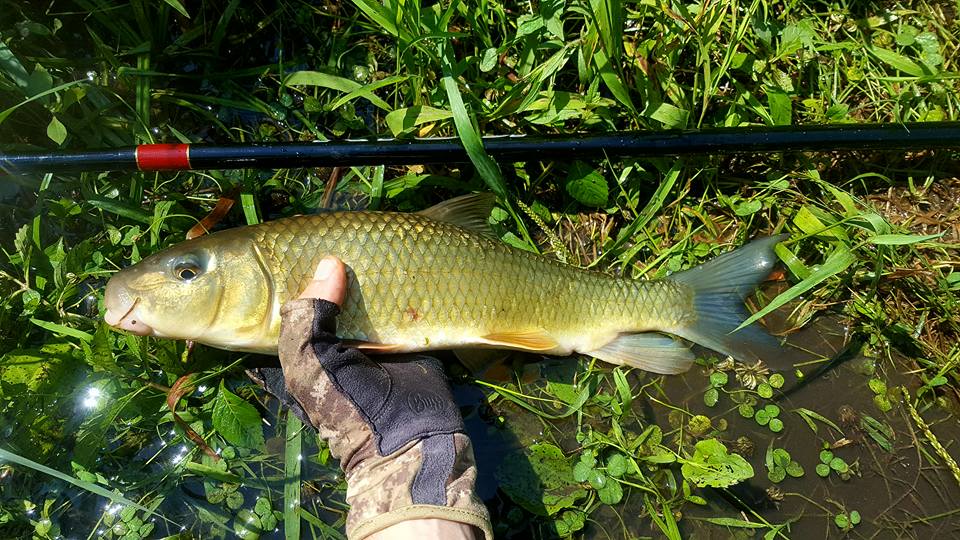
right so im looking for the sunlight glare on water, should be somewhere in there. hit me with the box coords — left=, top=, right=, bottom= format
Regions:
left=81, top=387, right=102, bottom=409
left=171, top=445, right=188, bottom=465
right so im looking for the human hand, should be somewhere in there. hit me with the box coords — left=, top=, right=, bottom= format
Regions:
left=270, top=256, right=491, bottom=540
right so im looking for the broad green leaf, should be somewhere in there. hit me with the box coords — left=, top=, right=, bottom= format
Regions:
left=680, top=438, right=754, bottom=488
left=766, top=87, right=791, bottom=125
left=868, top=46, right=927, bottom=77
left=606, top=453, right=627, bottom=477
left=565, top=161, right=608, bottom=207
left=778, top=19, right=816, bottom=56
left=543, top=361, right=583, bottom=405
left=479, top=47, right=498, bottom=72
left=540, top=0, right=565, bottom=39
left=597, top=476, right=623, bottom=504
left=736, top=245, right=856, bottom=331
left=0, top=343, right=71, bottom=394
left=385, top=106, right=453, bottom=136
left=496, top=443, right=586, bottom=516
left=45, top=132, right=76, bottom=174
left=81, top=323, right=121, bottom=373
left=0, top=41, right=30, bottom=90
left=212, top=381, right=265, bottom=450
left=646, top=101, right=689, bottom=128
left=792, top=205, right=832, bottom=237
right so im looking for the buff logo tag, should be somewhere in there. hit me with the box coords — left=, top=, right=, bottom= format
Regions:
left=407, top=391, right=445, bottom=414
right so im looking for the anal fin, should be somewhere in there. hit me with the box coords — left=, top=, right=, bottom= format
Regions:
left=477, top=330, right=560, bottom=352
left=585, top=333, right=695, bottom=375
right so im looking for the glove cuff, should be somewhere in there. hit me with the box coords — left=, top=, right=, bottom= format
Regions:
left=344, top=433, right=492, bottom=540
left=350, top=505, right=493, bottom=540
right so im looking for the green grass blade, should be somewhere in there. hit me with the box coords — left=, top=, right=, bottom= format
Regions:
left=284, top=415, right=303, bottom=540
left=348, top=0, right=400, bottom=38
left=0, top=79, right=86, bottom=125
left=29, top=318, right=94, bottom=342
left=735, top=245, right=856, bottom=332
left=868, top=232, right=944, bottom=245
left=162, top=0, right=189, bottom=18
left=0, top=447, right=167, bottom=522
left=284, top=70, right=391, bottom=111
left=240, top=192, right=260, bottom=225
left=439, top=45, right=508, bottom=199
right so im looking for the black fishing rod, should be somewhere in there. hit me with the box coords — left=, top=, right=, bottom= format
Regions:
left=2, top=122, right=959, bottom=174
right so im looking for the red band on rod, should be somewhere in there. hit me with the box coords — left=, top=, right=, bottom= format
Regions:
left=135, top=144, right=191, bottom=171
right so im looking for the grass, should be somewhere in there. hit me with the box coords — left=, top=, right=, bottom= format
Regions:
left=2, top=0, right=960, bottom=538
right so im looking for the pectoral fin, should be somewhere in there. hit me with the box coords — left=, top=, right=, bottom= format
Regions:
left=344, top=340, right=408, bottom=354
left=585, top=333, right=695, bottom=374
left=477, top=330, right=560, bottom=352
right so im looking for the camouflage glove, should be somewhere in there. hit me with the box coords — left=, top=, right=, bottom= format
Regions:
left=274, top=258, right=492, bottom=540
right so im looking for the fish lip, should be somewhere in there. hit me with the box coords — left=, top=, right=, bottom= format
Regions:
left=104, top=296, right=155, bottom=336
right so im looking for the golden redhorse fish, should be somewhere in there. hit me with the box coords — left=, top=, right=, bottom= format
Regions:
left=104, top=194, right=786, bottom=374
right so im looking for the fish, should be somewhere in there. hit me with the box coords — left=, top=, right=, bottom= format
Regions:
left=103, top=193, right=788, bottom=374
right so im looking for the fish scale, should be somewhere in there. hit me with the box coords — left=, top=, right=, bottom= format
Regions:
left=252, top=210, right=688, bottom=352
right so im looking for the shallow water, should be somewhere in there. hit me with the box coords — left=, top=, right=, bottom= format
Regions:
left=464, top=311, right=960, bottom=539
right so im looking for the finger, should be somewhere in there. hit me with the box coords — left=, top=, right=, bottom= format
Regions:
left=298, top=256, right=347, bottom=306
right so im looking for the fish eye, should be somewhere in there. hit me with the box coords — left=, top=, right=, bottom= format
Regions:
left=173, top=258, right=203, bottom=281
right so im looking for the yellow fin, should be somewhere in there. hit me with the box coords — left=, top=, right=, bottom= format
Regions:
left=344, top=340, right=407, bottom=354
left=585, top=332, right=695, bottom=374
left=477, top=330, right=559, bottom=352
left=417, top=193, right=496, bottom=236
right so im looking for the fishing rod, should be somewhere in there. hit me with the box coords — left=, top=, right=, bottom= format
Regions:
left=2, top=122, right=959, bottom=174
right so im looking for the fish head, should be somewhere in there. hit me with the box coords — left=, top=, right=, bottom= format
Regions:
left=104, top=230, right=274, bottom=350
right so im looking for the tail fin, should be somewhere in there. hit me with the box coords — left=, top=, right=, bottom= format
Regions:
left=669, top=236, right=789, bottom=365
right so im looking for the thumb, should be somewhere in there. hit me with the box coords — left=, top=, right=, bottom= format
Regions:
left=298, top=256, right=348, bottom=306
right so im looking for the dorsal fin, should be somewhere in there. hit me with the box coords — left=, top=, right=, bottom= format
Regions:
left=417, top=193, right=496, bottom=237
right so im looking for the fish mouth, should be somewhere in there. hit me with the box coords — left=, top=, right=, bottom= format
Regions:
left=103, top=295, right=155, bottom=336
